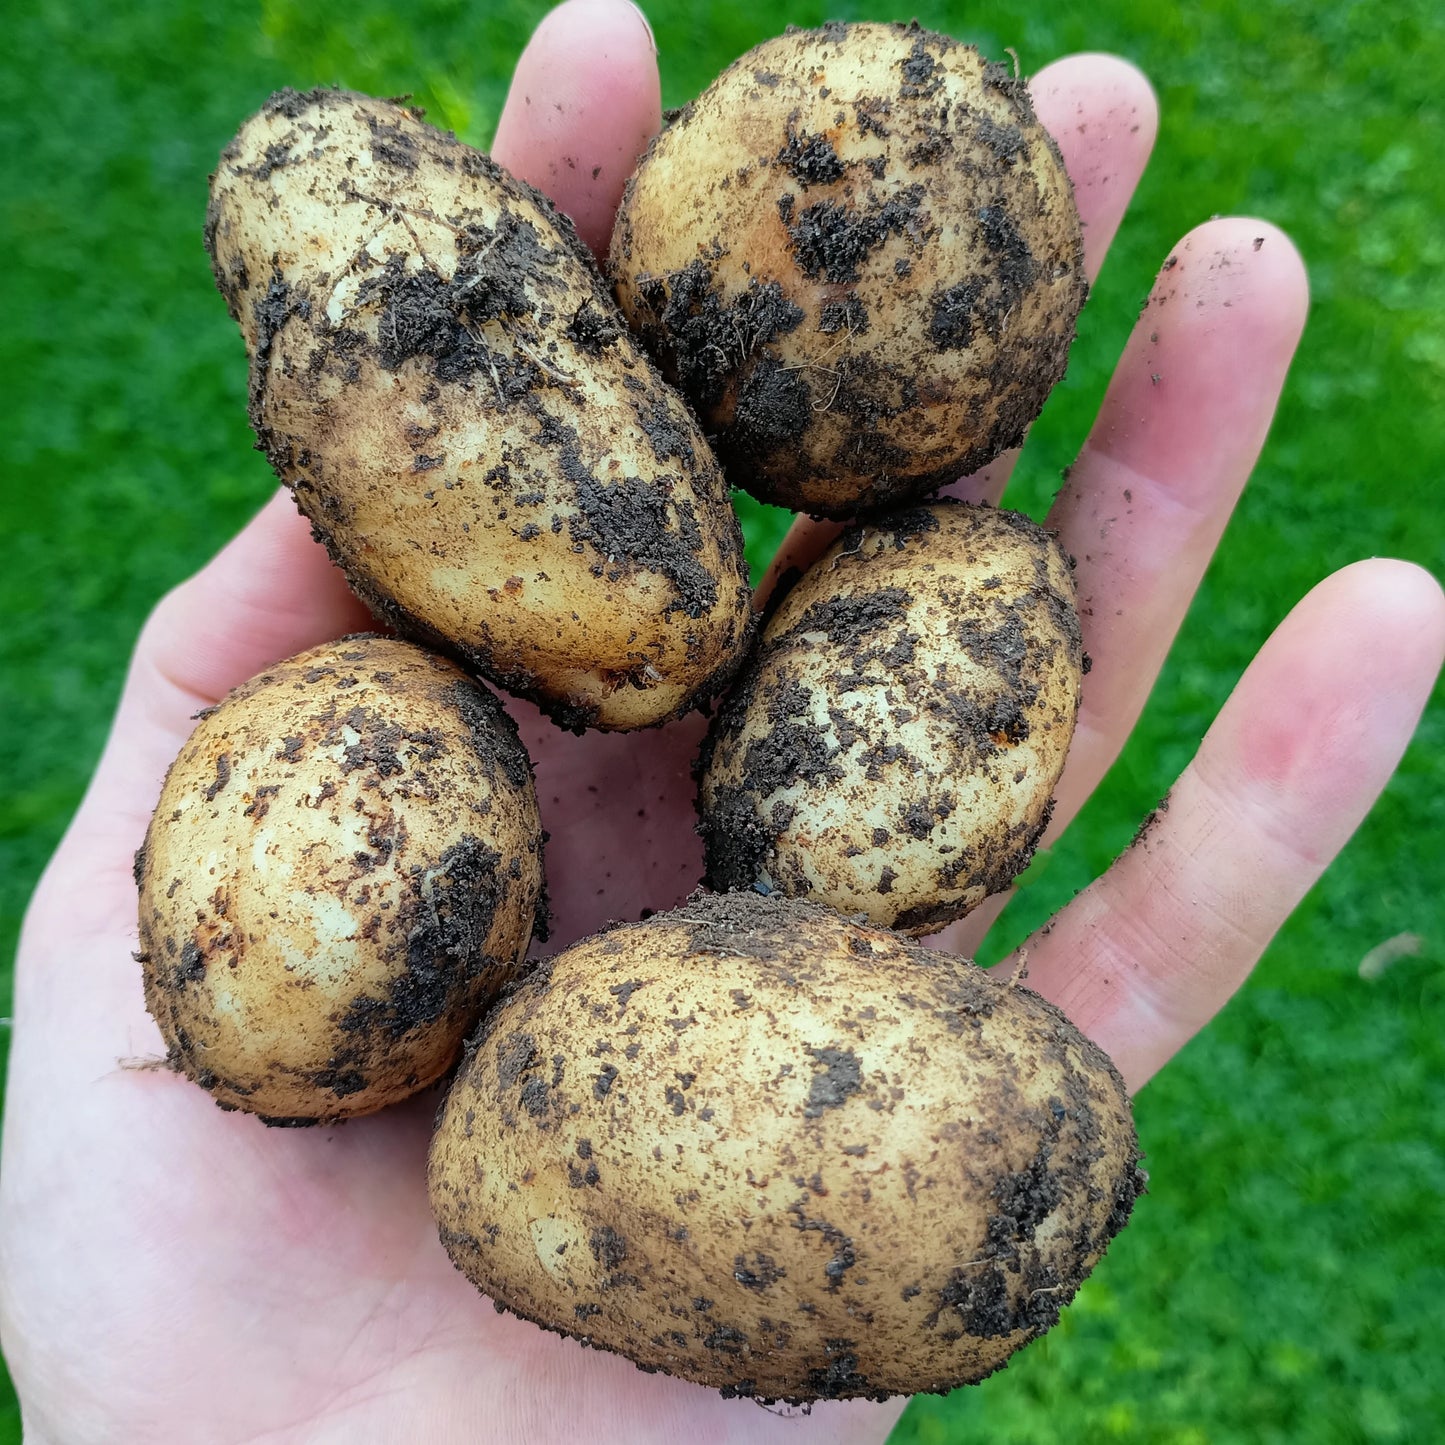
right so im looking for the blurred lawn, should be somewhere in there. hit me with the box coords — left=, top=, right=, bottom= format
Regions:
left=2, top=0, right=1442, bottom=1441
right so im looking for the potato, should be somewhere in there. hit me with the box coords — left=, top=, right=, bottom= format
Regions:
left=697, top=501, right=1081, bottom=934
left=610, top=22, right=1085, bottom=517
left=428, top=893, right=1143, bottom=1401
left=135, top=636, right=545, bottom=1123
left=205, top=89, right=754, bottom=731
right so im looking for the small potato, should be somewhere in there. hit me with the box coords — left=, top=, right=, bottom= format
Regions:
left=206, top=89, right=754, bottom=731
left=610, top=22, right=1085, bottom=517
left=698, top=502, right=1081, bottom=933
left=135, top=637, right=545, bottom=1123
left=428, top=893, right=1144, bottom=1402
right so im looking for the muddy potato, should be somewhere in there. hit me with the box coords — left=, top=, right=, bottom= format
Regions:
left=429, top=893, right=1143, bottom=1401
left=698, top=502, right=1081, bottom=934
left=610, top=22, right=1085, bottom=517
left=206, top=89, right=753, bottom=731
left=135, top=637, right=545, bottom=1123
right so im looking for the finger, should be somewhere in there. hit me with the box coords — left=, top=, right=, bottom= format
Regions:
left=1033, top=52, right=1161, bottom=279
left=1012, top=560, right=1445, bottom=1092
left=492, top=0, right=662, bottom=257
left=934, top=217, right=1310, bottom=957
left=1053, top=219, right=1310, bottom=819
left=761, top=52, right=1159, bottom=597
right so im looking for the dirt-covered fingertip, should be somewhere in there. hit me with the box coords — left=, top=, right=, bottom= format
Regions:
left=492, top=0, right=663, bottom=258
left=1028, top=53, right=1159, bottom=275
left=1151, top=217, right=1309, bottom=320
left=1030, top=51, right=1159, bottom=140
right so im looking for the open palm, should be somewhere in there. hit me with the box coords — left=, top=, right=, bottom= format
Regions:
left=3, top=4, right=1441, bottom=1443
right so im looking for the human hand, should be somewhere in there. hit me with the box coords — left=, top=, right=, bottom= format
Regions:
left=2, top=3, right=1441, bottom=1443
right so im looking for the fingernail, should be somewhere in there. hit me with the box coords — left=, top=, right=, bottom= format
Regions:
left=624, top=0, right=657, bottom=53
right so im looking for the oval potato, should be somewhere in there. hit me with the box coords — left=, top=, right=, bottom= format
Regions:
left=136, top=636, right=545, bottom=1123
left=206, top=89, right=754, bottom=730
left=697, top=502, right=1082, bottom=933
left=428, top=893, right=1143, bottom=1401
left=610, top=22, right=1085, bottom=516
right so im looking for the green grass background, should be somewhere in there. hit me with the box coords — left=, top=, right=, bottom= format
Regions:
left=2, top=0, right=1442, bottom=1439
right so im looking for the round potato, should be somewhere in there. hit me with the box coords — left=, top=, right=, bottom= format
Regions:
left=697, top=502, right=1082, bottom=934
left=610, top=22, right=1085, bottom=517
left=428, top=893, right=1143, bottom=1401
left=206, top=89, right=754, bottom=730
left=135, top=636, right=545, bottom=1123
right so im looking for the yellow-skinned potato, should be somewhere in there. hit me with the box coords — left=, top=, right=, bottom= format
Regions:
left=610, top=22, right=1085, bottom=517
left=206, top=89, right=753, bottom=731
left=698, top=502, right=1082, bottom=934
left=136, top=637, right=545, bottom=1124
left=428, top=894, right=1144, bottom=1402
